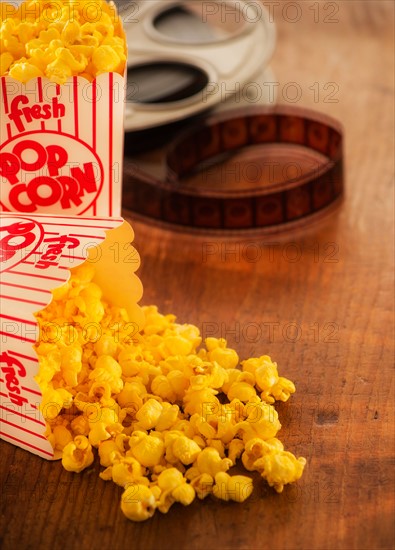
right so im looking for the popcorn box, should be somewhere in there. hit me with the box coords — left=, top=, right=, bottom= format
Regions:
left=0, top=212, right=144, bottom=459
left=0, top=72, right=125, bottom=216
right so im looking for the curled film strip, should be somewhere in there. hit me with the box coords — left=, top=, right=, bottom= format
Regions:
left=122, top=106, right=344, bottom=232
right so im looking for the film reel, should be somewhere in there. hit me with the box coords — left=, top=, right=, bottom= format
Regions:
left=121, top=0, right=276, bottom=131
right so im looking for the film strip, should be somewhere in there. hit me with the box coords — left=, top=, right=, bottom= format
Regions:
left=122, top=106, right=344, bottom=232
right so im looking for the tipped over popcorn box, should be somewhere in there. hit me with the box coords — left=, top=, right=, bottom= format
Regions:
left=0, top=0, right=127, bottom=216
left=0, top=215, right=308, bottom=521
left=0, top=212, right=143, bottom=459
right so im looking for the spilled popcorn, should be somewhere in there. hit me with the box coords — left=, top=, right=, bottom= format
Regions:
left=33, top=263, right=306, bottom=521
left=0, top=0, right=126, bottom=83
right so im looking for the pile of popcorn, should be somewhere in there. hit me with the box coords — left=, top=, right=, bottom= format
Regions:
left=0, top=0, right=126, bottom=83
left=34, top=263, right=306, bottom=521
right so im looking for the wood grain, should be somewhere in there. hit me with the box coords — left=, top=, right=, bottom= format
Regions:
left=1, top=2, right=394, bottom=549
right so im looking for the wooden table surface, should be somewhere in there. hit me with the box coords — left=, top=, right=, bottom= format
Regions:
left=1, top=1, right=394, bottom=549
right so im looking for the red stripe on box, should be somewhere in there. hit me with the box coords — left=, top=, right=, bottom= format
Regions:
left=21, top=215, right=121, bottom=222
left=0, top=313, right=37, bottom=326
left=38, top=77, right=43, bottom=102
left=0, top=295, right=47, bottom=307
left=74, top=76, right=79, bottom=138
left=8, top=350, right=38, bottom=362
left=2, top=77, right=9, bottom=113
left=69, top=233, right=105, bottom=239
left=2, top=418, right=47, bottom=440
left=91, top=81, right=97, bottom=220
left=0, top=201, right=10, bottom=211
left=1, top=282, right=49, bottom=293
left=0, top=331, right=36, bottom=344
left=7, top=123, right=11, bottom=140
left=39, top=81, right=45, bottom=131
left=109, top=73, right=114, bottom=216
left=9, top=269, right=65, bottom=282
left=0, top=432, right=53, bottom=457
left=37, top=222, right=114, bottom=230
left=0, top=404, right=45, bottom=426
left=21, top=386, right=42, bottom=397
left=56, top=86, right=62, bottom=132
left=61, top=255, right=86, bottom=261
left=93, top=79, right=97, bottom=150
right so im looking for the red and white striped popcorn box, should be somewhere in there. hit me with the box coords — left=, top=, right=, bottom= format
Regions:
left=0, top=212, right=144, bottom=459
left=0, top=72, right=125, bottom=216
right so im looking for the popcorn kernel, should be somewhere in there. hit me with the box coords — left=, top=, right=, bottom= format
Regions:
left=213, top=472, right=253, bottom=503
left=62, top=435, right=94, bottom=473
left=172, top=482, right=196, bottom=506
left=121, top=484, right=156, bottom=522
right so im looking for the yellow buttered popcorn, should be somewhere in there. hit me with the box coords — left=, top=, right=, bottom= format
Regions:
left=206, top=337, right=239, bottom=370
left=154, top=468, right=196, bottom=513
left=129, top=432, right=165, bottom=468
left=256, top=451, right=307, bottom=494
left=121, top=484, right=156, bottom=522
left=172, top=482, right=195, bottom=507
left=213, top=472, right=253, bottom=503
left=171, top=435, right=201, bottom=465
left=62, top=435, right=94, bottom=473
left=52, top=424, right=73, bottom=451
left=242, top=355, right=296, bottom=404
left=33, top=266, right=306, bottom=522
left=1, top=0, right=126, bottom=83
left=135, top=398, right=163, bottom=431
left=195, top=447, right=233, bottom=478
